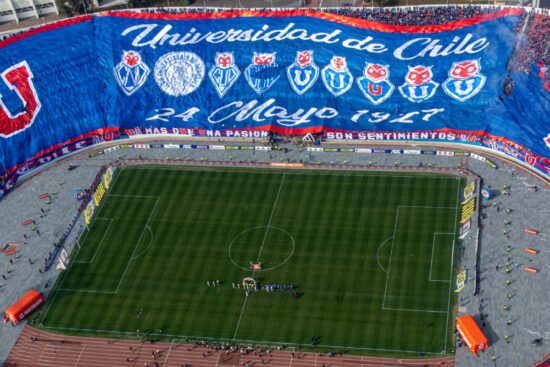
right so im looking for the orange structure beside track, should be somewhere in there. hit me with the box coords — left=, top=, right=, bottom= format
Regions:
left=4, top=290, right=44, bottom=325
left=456, top=315, right=488, bottom=356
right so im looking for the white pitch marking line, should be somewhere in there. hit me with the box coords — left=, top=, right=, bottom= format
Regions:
left=75, top=219, right=113, bottom=264
left=381, top=307, right=447, bottom=314
left=130, top=226, right=154, bottom=261
left=382, top=206, right=399, bottom=309
left=429, top=232, right=454, bottom=283
left=115, top=197, right=160, bottom=293
left=54, top=197, right=159, bottom=295
left=42, top=170, right=123, bottom=322
left=429, top=233, right=437, bottom=281
left=376, top=236, right=394, bottom=274
left=255, top=173, right=286, bottom=267
left=122, top=167, right=458, bottom=180
left=58, top=288, right=116, bottom=294
left=108, top=194, right=159, bottom=198
left=75, top=345, right=86, bottom=366
left=41, top=245, right=84, bottom=321
left=40, top=325, right=445, bottom=355
left=383, top=204, right=457, bottom=311
left=106, top=166, right=123, bottom=193
left=444, top=178, right=461, bottom=353
left=76, top=223, right=92, bottom=250
left=232, top=173, right=286, bottom=341
left=399, top=205, right=456, bottom=209
left=163, top=339, right=175, bottom=366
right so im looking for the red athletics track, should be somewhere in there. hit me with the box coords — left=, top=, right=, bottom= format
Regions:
left=4, top=326, right=455, bottom=367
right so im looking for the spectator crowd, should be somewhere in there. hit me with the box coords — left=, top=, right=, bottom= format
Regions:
left=0, top=5, right=548, bottom=88
left=326, top=5, right=497, bottom=25
left=509, top=12, right=550, bottom=86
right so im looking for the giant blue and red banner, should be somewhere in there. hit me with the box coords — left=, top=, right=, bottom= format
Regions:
left=0, top=9, right=549, bottom=196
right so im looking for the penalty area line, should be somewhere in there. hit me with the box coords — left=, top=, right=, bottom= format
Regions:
left=381, top=307, right=447, bottom=314
left=57, top=288, right=116, bottom=294
left=40, top=170, right=124, bottom=322
left=114, top=197, right=160, bottom=293
left=75, top=219, right=113, bottom=264
left=428, top=232, right=454, bottom=283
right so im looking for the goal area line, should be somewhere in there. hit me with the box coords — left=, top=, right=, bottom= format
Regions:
left=41, top=193, right=159, bottom=320
left=382, top=205, right=457, bottom=313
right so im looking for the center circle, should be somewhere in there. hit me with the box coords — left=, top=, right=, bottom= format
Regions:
left=228, top=226, right=295, bottom=272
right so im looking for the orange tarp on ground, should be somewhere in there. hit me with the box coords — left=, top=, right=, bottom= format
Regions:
left=456, top=314, right=489, bottom=356
left=4, top=289, right=45, bottom=324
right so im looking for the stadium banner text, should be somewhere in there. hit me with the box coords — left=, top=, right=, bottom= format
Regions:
left=0, top=9, right=549, bottom=198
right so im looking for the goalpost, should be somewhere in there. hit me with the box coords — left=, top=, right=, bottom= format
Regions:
left=55, top=248, right=69, bottom=270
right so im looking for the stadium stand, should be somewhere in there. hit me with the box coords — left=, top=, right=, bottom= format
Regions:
left=0, top=0, right=58, bottom=24
left=510, top=11, right=550, bottom=83
left=326, top=5, right=500, bottom=24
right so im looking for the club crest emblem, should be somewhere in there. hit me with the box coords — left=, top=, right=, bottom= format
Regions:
left=244, top=53, right=281, bottom=95
left=154, top=52, right=205, bottom=96
left=287, top=50, right=319, bottom=95
left=322, top=56, right=353, bottom=97
left=525, top=153, right=537, bottom=166
left=467, top=135, right=479, bottom=143
left=114, top=51, right=150, bottom=96
left=209, top=52, right=240, bottom=98
left=92, top=134, right=103, bottom=145
left=398, top=65, right=439, bottom=103
left=357, top=63, right=394, bottom=105
left=545, top=133, right=550, bottom=149
left=442, top=60, right=486, bottom=102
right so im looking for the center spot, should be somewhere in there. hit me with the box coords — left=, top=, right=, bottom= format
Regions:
left=228, top=226, right=295, bottom=272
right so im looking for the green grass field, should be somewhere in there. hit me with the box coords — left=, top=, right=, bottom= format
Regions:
left=39, top=166, right=463, bottom=356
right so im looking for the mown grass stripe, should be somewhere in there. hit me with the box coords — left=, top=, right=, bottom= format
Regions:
left=39, top=167, right=461, bottom=356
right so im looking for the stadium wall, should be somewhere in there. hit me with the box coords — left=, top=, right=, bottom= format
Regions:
left=0, top=7, right=549, bottom=197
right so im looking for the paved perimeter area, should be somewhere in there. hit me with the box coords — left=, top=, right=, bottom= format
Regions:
left=0, top=141, right=548, bottom=367
left=4, top=326, right=456, bottom=367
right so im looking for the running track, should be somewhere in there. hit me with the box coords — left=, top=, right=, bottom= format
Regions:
left=4, top=326, right=455, bottom=367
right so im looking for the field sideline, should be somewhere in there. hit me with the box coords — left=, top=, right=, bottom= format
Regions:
left=38, top=166, right=463, bottom=356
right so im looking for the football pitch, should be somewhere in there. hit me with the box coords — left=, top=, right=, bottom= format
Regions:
left=39, top=166, right=463, bottom=356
